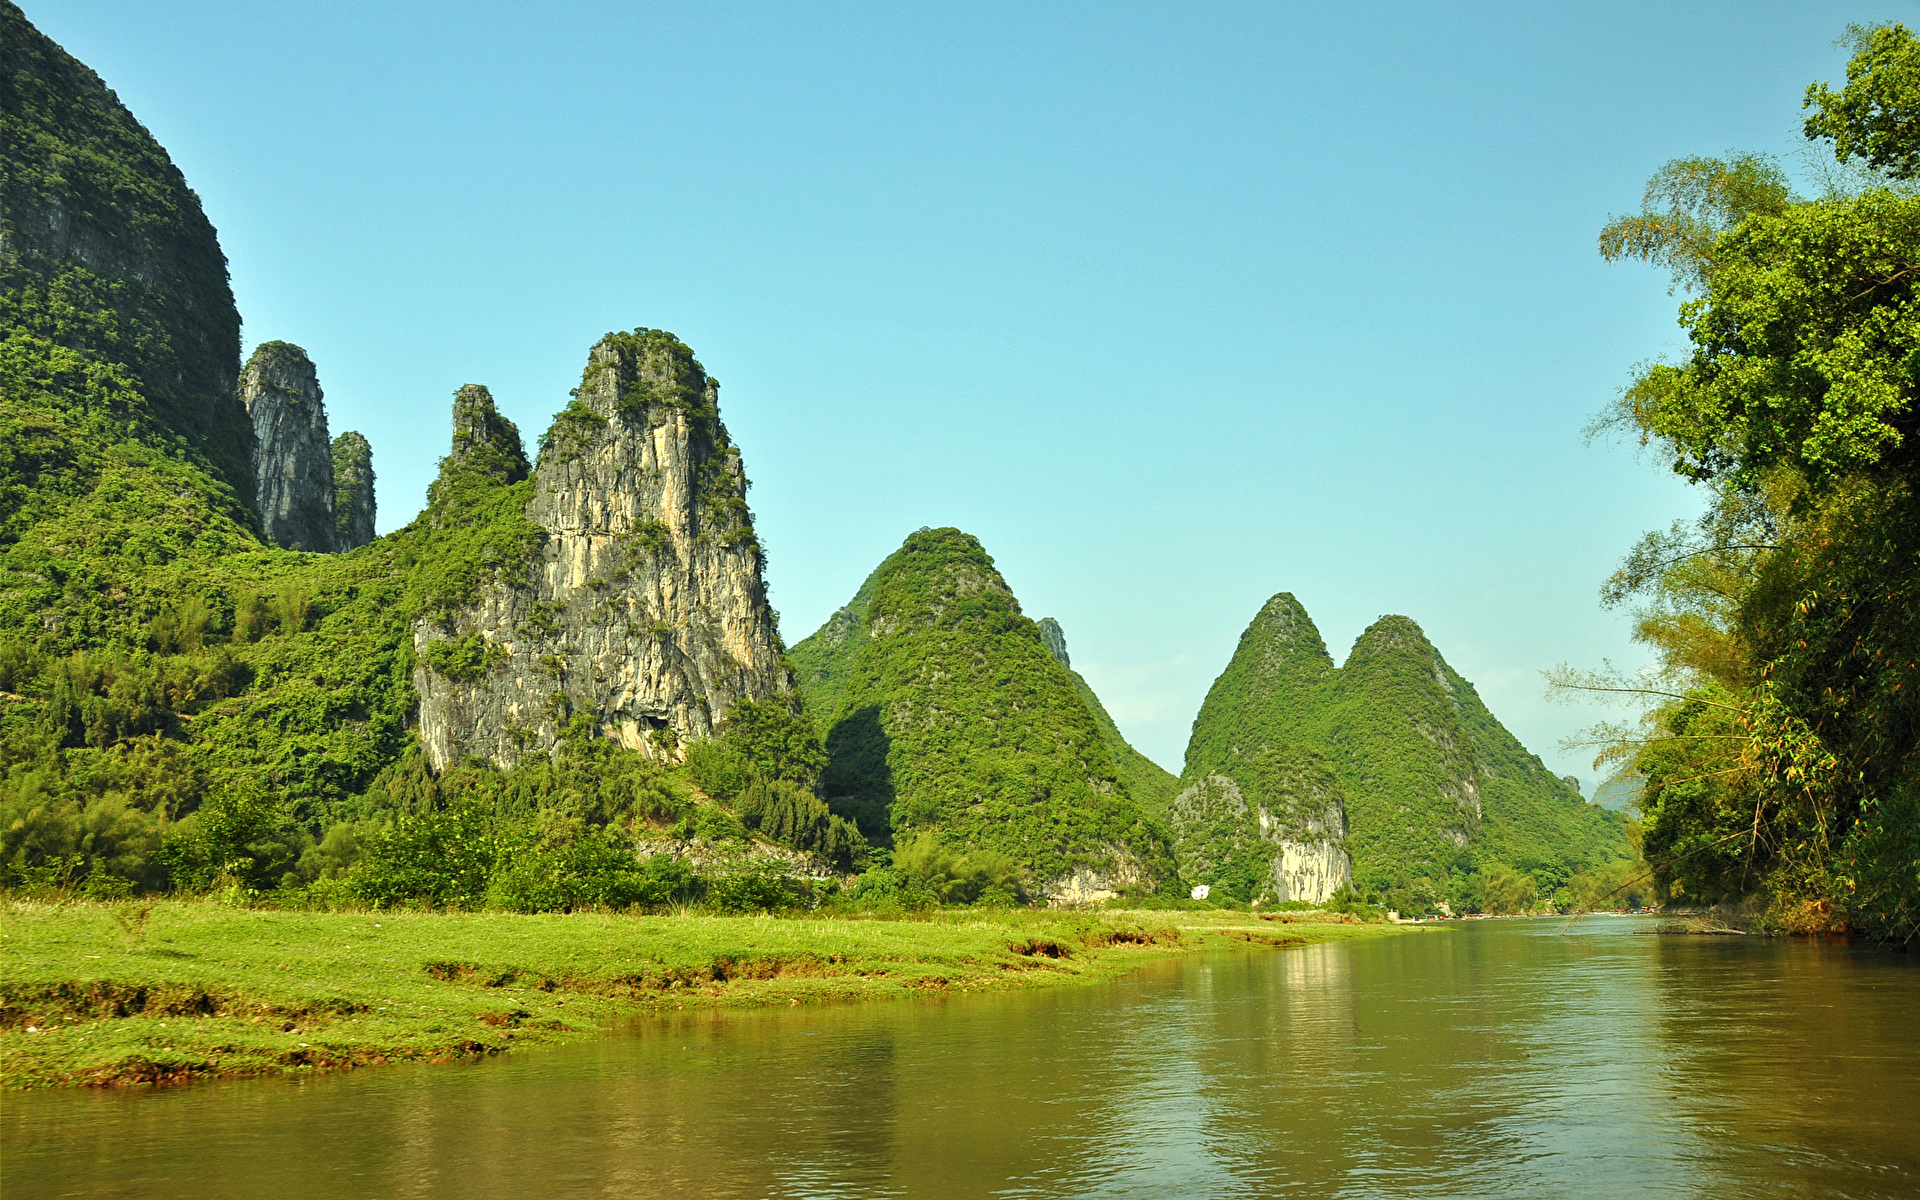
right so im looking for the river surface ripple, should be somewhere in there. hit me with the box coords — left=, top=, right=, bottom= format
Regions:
left=6, top=916, right=1917, bottom=1199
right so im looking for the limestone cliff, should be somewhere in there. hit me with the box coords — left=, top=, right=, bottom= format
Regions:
left=1169, top=754, right=1351, bottom=903
left=331, top=431, right=376, bottom=550
left=413, top=330, right=792, bottom=770
left=241, top=342, right=335, bottom=551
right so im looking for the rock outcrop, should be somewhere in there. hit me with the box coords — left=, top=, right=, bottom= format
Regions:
left=241, top=342, right=335, bottom=551
left=450, top=382, right=530, bottom=479
left=1036, top=616, right=1070, bottom=667
left=330, top=431, right=376, bottom=550
left=412, top=331, right=792, bottom=770
left=1169, top=759, right=1351, bottom=904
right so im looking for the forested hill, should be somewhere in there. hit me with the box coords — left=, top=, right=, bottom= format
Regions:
left=1184, top=594, right=1631, bottom=912
left=789, top=529, right=1173, bottom=897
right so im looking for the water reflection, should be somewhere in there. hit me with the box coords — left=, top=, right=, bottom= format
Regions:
left=6, top=919, right=1915, bottom=1199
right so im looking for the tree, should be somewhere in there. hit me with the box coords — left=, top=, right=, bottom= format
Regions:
left=1584, top=25, right=1920, bottom=942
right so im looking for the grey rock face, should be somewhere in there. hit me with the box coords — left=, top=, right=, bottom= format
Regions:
left=414, top=331, right=793, bottom=770
left=1035, top=616, right=1070, bottom=667
left=1036, top=861, right=1146, bottom=907
left=331, top=431, right=376, bottom=550
left=1169, top=761, right=1352, bottom=904
left=242, top=342, right=334, bottom=551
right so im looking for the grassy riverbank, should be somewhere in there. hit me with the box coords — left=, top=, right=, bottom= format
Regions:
left=0, top=902, right=1411, bottom=1089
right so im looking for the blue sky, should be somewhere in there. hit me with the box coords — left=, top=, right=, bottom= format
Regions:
left=27, top=1, right=1902, bottom=782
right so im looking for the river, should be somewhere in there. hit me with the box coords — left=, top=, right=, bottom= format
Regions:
left=6, top=917, right=1916, bottom=1198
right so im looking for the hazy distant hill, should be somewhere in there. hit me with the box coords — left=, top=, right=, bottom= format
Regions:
left=1592, top=770, right=1643, bottom=814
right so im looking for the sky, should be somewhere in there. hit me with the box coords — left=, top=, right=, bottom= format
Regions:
left=24, top=0, right=1905, bottom=784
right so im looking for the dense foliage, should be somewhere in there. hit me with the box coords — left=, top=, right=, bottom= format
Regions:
left=790, top=528, right=1174, bottom=886
left=682, top=698, right=868, bottom=872
left=1586, top=24, right=1920, bottom=942
left=1186, top=595, right=1632, bottom=914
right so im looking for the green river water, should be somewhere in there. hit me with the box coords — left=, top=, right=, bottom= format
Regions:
left=5, top=917, right=1916, bottom=1198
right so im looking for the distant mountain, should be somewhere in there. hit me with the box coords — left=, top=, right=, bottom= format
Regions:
left=1182, top=593, right=1631, bottom=906
left=1592, top=770, right=1643, bottom=814
left=1032, top=617, right=1181, bottom=817
left=789, top=529, right=1172, bottom=900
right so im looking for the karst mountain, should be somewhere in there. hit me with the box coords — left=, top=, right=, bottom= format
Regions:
left=1176, top=593, right=1631, bottom=908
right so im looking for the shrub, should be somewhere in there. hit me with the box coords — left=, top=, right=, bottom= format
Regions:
left=831, top=866, right=937, bottom=912
left=349, top=804, right=496, bottom=909
left=704, top=861, right=806, bottom=914
left=162, top=784, right=302, bottom=892
left=892, top=832, right=1026, bottom=905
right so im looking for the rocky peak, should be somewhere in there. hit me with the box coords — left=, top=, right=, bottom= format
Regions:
left=1246, top=592, right=1336, bottom=674
left=1035, top=617, right=1070, bottom=667
left=413, top=330, right=792, bottom=770
left=791, top=525, right=1169, bottom=897
left=1346, top=614, right=1434, bottom=664
left=1183, top=590, right=1335, bottom=781
left=864, top=528, right=1019, bottom=640
left=1339, top=615, right=1471, bottom=711
left=447, top=384, right=530, bottom=484
left=241, top=341, right=334, bottom=551
left=1182, top=593, right=1629, bottom=899
left=330, top=431, right=375, bottom=550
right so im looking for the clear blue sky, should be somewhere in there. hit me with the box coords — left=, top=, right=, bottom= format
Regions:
left=26, top=1, right=1901, bottom=784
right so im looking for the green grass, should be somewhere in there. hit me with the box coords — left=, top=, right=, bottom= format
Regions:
left=0, top=900, right=1410, bottom=1089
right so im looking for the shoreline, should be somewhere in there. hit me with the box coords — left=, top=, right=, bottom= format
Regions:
left=0, top=901, right=1417, bottom=1090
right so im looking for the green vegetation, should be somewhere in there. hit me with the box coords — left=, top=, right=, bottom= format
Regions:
left=0, top=900, right=1409, bottom=1088
left=1572, top=23, right=1920, bottom=942
left=682, top=698, right=868, bottom=872
left=790, top=529, right=1173, bottom=888
left=0, top=2, right=1681, bottom=959
left=1186, top=594, right=1632, bottom=914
